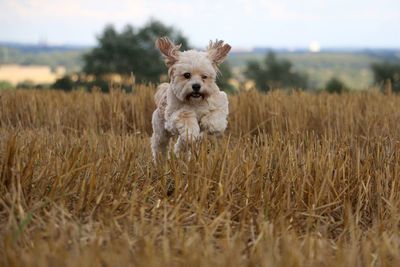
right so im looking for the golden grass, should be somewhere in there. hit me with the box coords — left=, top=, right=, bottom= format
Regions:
left=0, top=64, right=66, bottom=85
left=1, top=87, right=400, bottom=266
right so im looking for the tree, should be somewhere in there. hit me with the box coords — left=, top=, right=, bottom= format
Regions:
left=325, top=77, right=348, bottom=94
left=135, top=20, right=189, bottom=82
left=244, top=51, right=308, bottom=92
left=83, top=20, right=190, bottom=85
left=371, top=62, right=400, bottom=93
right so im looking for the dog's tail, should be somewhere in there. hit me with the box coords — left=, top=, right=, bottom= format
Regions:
left=154, top=83, right=169, bottom=106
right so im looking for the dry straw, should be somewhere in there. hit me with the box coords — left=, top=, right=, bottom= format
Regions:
left=1, top=87, right=400, bottom=266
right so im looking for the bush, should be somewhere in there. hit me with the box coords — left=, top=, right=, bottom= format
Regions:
left=52, top=76, right=74, bottom=91
left=325, top=77, right=348, bottom=93
left=0, top=80, right=13, bottom=90
left=16, top=80, right=36, bottom=89
left=52, top=74, right=134, bottom=92
left=371, top=62, right=400, bottom=93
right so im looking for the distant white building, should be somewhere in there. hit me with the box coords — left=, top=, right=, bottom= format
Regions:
left=309, top=41, right=321, bottom=53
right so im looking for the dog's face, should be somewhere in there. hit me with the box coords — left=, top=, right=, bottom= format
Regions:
left=156, top=37, right=231, bottom=102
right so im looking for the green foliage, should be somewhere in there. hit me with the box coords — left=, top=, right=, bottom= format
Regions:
left=217, top=62, right=235, bottom=93
left=325, top=77, right=348, bottom=94
left=52, top=75, right=74, bottom=91
left=371, top=62, right=400, bottom=93
left=0, top=80, right=13, bottom=90
left=230, top=51, right=385, bottom=89
left=16, top=80, right=36, bottom=89
left=83, top=20, right=189, bottom=83
left=244, top=51, right=308, bottom=92
left=16, top=80, right=50, bottom=90
left=52, top=74, right=112, bottom=92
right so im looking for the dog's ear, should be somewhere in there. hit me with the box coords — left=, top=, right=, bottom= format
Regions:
left=155, top=37, right=181, bottom=67
left=207, top=40, right=231, bottom=66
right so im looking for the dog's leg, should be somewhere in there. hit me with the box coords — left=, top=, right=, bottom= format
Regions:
left=200, top=92, right=229, bottom=135
left=151, top=109, right=169, bottom=162
left=172, top=110, right=200, bottom=156
left=173, top=136, right=185, bottom=155
left=200, top=110, right=228, bottom=135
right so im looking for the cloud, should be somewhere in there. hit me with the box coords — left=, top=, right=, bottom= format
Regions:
left=0, top=0, right=399, bottom=47
left=257, top=0, right=320, bottom=21
left=3, top=0, right=148, bottom=22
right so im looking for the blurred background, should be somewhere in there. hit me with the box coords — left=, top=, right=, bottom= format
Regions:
left=0, top=0, right=399, bottom=93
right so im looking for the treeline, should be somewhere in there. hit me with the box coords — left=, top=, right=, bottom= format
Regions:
left=51, top=18, right=399, bottom=93
left=50, top=20, right=235, bottom=93
left=2, top=19, right=399, bottom=93
left=243, top=51, right=399, bottom=93
left=0, top=46, right=83, bottom=72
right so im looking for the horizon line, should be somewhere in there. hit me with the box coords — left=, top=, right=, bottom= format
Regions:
left=0, top=40, right=399, bottom=52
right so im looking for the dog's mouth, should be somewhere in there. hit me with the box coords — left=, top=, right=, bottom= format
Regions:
left=186, top=92, right=205, bottom=100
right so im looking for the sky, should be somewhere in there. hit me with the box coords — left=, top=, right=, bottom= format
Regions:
left=0, top=0, right=399, bottom=49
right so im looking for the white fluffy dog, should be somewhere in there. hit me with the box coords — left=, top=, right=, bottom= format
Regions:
left=151, top=37, right=231, bottom=161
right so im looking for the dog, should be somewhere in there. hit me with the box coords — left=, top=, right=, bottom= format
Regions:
left=151, top=37, right=231, bottom=161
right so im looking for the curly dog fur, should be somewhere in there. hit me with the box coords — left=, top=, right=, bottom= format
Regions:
left=151, top=37, right=231, bottom=161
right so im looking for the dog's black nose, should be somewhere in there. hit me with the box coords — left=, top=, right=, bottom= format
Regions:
left=192, top=83, right=201, bottom=92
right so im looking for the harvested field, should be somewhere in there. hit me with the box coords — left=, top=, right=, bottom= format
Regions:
left=1, top=87, right=400, bottom=266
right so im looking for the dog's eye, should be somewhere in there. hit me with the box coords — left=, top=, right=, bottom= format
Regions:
left=183, top=73, right=191, bottom=79
left=201, top=75, right=208, bottom=80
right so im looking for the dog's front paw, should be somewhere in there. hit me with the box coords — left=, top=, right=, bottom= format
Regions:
left=199, top=117, right=210, bottom=132
left=200, top=116, right=226, bottom=135
left=200, top=120, right=216, bottom=134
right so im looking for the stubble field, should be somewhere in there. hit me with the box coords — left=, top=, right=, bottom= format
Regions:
left=1, top=87, right=400, bottom=266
